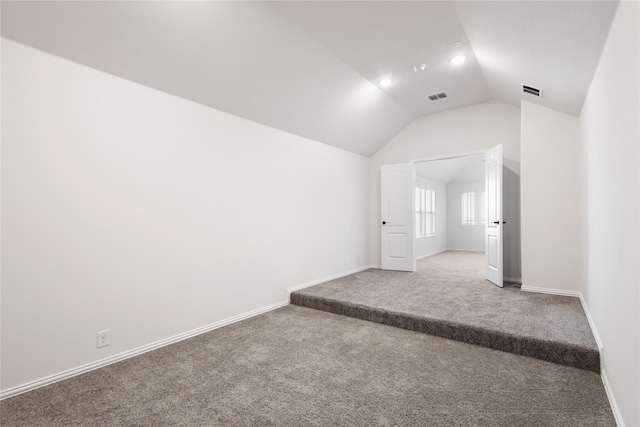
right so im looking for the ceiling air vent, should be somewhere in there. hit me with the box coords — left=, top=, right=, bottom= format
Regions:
left=427, top=91, right=448, bottom=101
left=522, top=84, right=542, bottom=97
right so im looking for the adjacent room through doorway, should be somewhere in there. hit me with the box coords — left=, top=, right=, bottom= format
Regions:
left=414, top=154, right=486, bottom=260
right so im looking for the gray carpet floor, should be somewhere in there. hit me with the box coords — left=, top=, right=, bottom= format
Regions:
left=291, top=251, right=600, bottom=372
left=1, top=305, right=614, bottom=426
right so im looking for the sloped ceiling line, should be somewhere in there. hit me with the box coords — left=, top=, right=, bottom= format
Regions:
left=1, top=1, right=618, bottom=157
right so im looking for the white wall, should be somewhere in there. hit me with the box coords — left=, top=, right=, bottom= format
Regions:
left=370, top=100, right=521, bottom=279
left=520, top=101, right=580, bottom=293
left=579, top=1, right=639, bottom=425
left=1, top=39, right=370, bottom=392
left=415, top=176, right=447, bottom=258
left=447, top=181, right=485, bottom=251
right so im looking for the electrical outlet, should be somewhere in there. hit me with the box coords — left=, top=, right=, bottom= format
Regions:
left=97, top=330, right=110, bottom=348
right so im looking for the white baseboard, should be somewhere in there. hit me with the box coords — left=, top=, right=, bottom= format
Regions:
left=578, top=293, right=603, bottom=351
left=446, top=248, right=485, bottom=252
left=525, top=288, right=622, bottom=425
left=520, top=285, right=581, bottom=298
left=0, top=299, right=289, bottom=400
left=578, top=296, right=623, bottom=426
left=601, top=368, right=625, bottom=427
left=369, top=264, right=382, bottom=269
left=416, top=249, right=448, bottom=260
left=2, top=264, right=377, bottom=400
left=287, top=265, right=371, bottom=295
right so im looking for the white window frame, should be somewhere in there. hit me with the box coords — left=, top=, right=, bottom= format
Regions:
left=461, top=190, right=486, bottom=226
left=461, top=192, right=475, bottom=225
left=416, top=187, right=436, bottom=238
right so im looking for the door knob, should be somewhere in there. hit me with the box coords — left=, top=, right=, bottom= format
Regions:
left=492, top=221, right=500, bottom=225
left=382, top=221, right=387, bottom=225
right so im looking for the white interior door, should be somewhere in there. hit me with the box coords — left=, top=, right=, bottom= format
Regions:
left=485, top=144, right=503, bottom=287
left=381, top=163, right=416, bottom=272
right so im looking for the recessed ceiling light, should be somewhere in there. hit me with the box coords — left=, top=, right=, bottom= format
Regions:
left=449, top=55, right=467, bottom=65
left=379, top=78, right=393, bottom=87
left=413, top=64, right=426, bottom=72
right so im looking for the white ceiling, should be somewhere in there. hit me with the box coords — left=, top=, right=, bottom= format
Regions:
left=416, top=155, right=485, bottom=185
left=1, top=1, right=618, bottom=157
left=271, top=1, right=491, bottom=116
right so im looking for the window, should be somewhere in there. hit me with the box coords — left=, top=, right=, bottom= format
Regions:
left=461, top=192, right=475, bottom=225
left=416, top=187, right=435, bottom=238
left=461, top=191, right=486, bottom=225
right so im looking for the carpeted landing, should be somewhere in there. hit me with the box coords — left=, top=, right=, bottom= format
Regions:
left=291, top=251, right=600, bottom=372
left=1, top=305, right=615, bottom=426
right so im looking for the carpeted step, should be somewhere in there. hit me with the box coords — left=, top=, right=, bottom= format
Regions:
left=290, top=292, right=600, bottom=373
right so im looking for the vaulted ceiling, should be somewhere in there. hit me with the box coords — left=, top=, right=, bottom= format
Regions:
left=416, top=155, right=485, bottom=185
left=1, top=1, right=618, bottom=157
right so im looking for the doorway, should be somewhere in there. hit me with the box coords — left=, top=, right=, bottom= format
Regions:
left=414, top=153, right=486, bottom=260
left=380, top=146, right=505, bottom=287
